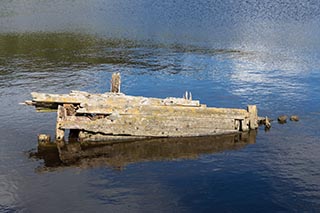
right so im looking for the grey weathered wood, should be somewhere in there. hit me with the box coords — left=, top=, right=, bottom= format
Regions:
left=248, top=105, right=258, bottom=129
left=56, top=105, right=65, bottom=141
left=78, top=131, right=149, bottom=142
left=60, top=113, right=241, bottom=137
left=26, top=95, right=257, bottom=139
left=76, top=105, right=248, bottom=118
left=25, top=73, right=259, bottom=142
left=29, top=91, right=200, bottom=109
left=110, top=72, right=121, bottom=93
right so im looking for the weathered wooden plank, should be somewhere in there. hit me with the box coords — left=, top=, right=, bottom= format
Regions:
left=56, top=105, right=65, bottom=141
left=76, top=105, right=249, bottom=118
left=78, top=131, right=149, bottom=142
left=60, top=114, right=241, bottom=137
left=56, top=100, right=253, bottom=138
left=248, top=105, right=258, bottom=129
left=30, top=91, right=200, bottom=108
left=63, top=108, right=247, bottom=123
left=31, top=92, right=88, bottom=104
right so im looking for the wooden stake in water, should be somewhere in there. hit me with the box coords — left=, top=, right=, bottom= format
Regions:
left=110, top=72, right=121, bottom=93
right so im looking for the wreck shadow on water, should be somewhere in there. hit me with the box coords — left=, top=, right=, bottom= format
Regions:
left=31, top=131, right=256, bottom=172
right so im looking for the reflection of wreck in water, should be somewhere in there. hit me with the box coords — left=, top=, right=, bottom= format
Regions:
left=33, top=131, right=256, bottom=171
left=24, top=73, right=260, bottom=142
left=26, top=73, right=261, bottom=171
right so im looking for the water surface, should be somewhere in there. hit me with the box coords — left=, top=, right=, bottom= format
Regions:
left=1, top=1, right=320, bottom=212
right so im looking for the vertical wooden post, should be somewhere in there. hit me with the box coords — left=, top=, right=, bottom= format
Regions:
left=248, top=105, right=258, bottom=129
left=241, top=119, right=249, bottom=131
left=110, top=72, right=121, bottom=93
left=56, top=105, right=65, bottom=141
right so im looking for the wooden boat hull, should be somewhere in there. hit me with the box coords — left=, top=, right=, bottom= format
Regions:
left=25, top=73, right=258, bottom=142
left=26, top=91, right=258, bottom=141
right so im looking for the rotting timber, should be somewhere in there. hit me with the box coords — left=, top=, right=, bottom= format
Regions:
left=24, top=73, right=259, bottom=143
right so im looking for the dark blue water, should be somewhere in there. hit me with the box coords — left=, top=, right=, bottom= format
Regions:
left=1, top=1, right=320, bottom=212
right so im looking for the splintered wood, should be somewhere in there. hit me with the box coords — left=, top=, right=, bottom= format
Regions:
left=25, top=73, right=258, bottom=142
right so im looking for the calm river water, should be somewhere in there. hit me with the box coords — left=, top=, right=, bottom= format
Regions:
left=1, top=1, right=320, bottom=212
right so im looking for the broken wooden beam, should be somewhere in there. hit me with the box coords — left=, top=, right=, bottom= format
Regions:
left=26, top=91, right=201, bottom=111
left=56, top=105, right=65, bottom=141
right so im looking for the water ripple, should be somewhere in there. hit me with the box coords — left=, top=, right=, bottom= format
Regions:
left=1, top=0, right=320, bottom=211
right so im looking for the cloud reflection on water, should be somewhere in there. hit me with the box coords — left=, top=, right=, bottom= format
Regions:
left=1, top=0, right=320, bottom=211
left=229, top=50, right=307, bottom=98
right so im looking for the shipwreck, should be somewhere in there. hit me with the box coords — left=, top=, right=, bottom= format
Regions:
left=24, top=73, right=259, bottom=143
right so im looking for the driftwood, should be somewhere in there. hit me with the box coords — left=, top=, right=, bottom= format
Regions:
left=25, top=73, right=259, bottom=142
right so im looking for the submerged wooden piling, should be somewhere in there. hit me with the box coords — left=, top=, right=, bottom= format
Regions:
left=56, top=105, right=65, bottom=141
left=248, top=105, right=258, bottom=129
left=25, top=73, right=259, bottom=143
